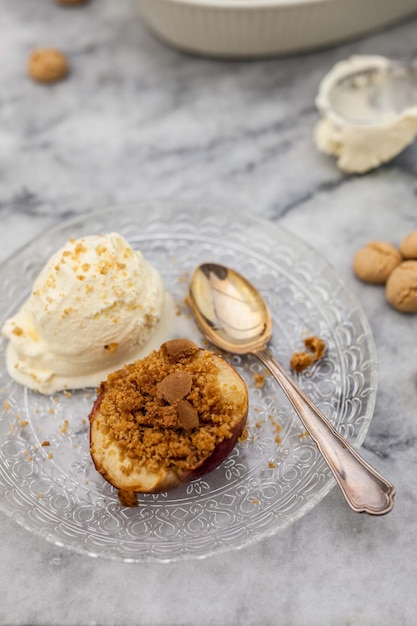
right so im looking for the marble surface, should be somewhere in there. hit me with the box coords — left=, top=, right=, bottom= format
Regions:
left=1, top=1, right=417, bottom=625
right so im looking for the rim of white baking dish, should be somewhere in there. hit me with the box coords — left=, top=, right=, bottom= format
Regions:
left=161, top=0, right=335, bottom=8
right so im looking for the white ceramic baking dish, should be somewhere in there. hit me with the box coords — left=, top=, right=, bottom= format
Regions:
left=135, top=0, right=417, bottom=58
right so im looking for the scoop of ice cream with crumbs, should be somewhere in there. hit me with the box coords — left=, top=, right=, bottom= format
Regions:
left=2, top=233, right=180, bottom=394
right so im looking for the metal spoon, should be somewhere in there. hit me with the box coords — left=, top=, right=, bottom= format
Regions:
left=189, top=263, right=395, bottom=515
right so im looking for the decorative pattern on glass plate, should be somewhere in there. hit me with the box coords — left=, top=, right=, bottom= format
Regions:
left=0, top=202, right=377, bottom=562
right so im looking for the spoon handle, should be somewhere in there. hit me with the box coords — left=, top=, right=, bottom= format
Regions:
left=254, top=347, right=395, bottom=515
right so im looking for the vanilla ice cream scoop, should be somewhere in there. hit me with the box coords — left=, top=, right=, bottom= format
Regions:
left=2, top=233, right=180, bottom=393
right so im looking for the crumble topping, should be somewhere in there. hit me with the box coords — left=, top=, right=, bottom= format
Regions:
left=94, top=339, right=241, bottom=474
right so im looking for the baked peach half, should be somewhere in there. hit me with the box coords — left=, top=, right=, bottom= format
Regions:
left=89, top=339, right=248, bottom=498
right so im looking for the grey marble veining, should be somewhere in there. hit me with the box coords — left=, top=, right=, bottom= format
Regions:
left=1, top=1, right=417, bottom=625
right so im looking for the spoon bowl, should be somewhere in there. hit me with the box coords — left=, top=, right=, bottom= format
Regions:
left=189, top=263, right=396, bottom=516
left=189, top=262, right=271, bottom=353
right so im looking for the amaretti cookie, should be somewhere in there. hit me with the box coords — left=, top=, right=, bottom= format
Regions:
left=28, top=48, right=68, bottom=83
left=353, top=241, right=402, bottom=284
left=54, top=0, right=87, bottom=4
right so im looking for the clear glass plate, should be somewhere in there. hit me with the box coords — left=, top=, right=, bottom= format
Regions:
left=0, top=202, right=377, bottom=562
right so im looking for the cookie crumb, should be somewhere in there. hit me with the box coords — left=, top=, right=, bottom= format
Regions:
left=253, top=373, right=265, bottom=389
left=28, top=48, right=68, bottom=84
left=162, top=338, right=199, bottom=361
left=290, top=336, right=326, bottom=372
left=386, top=260, right=417, bottom=313
left=118, top=490, right=138, bottom=508
left=239, top=428, right=249, bottom=443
